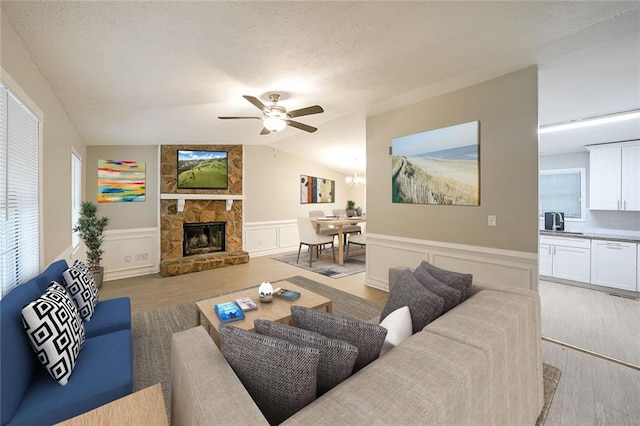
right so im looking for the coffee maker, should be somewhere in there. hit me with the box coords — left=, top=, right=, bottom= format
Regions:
left=544, top=212, right=564, bottom=231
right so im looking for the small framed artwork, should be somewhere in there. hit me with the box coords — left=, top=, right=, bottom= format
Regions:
left=300, top=175, right=335, bottom=204
left=391, top=120, right=480, bottom=206
left=98, top=159, right=146, bottom=203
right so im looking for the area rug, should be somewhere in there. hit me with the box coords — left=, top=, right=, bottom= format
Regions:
left=271, top=250, right=365, bottom=278
left=132, top=276, right=560, bottom=424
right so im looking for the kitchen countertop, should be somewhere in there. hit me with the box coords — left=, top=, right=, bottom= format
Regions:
left=540, top=230, right=640, bottom=244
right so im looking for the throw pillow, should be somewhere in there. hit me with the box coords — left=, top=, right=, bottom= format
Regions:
left=62, top=263, right=99, bottom=321
left=219, top=324, right=320, bottom=425
left=72, top=260, right=100, bottom=305
left=378, top=306, right=413, bottom=357
left=413, top=266, right=463, bottom=311
left=291, top=306, right=387, bottom=372
left=381, top=269, right=444, bottom=334
left=418, top=260, right=473, bottom=300
left=21, top=282, right=85, bottom=386
left=255, top=319, right=358, bottom=396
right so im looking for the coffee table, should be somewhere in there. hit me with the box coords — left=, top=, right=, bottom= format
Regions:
left=195, top=280, right=332, bottom=348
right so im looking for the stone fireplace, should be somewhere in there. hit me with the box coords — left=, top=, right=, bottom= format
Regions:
left=159, top=145, right=249, bottom=277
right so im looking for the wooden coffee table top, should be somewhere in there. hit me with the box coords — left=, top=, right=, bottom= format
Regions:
left=195, top=280, right=332, bottom=347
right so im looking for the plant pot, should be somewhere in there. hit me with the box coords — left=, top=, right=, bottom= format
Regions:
left=346, top=208, right=355, bottom=217
left=91, top=266, right=104, bottom=289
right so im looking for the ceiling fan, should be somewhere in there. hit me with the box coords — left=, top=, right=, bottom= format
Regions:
left=218, top=94, right=324, bottom=135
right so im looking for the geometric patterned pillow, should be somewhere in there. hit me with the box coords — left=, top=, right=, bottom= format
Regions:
left=21, top=282, right=85, bottom=386
left=62, top=264, right=99, bottom=321
left=254, top=319, right=358, bottom=396
left=72, top=260, right=100, bottom=305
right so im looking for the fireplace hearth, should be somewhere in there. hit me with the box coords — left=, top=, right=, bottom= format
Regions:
left=183, top=222, right=226, bottom=257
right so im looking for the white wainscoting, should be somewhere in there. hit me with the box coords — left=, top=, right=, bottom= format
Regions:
left=245, top=220, right=299, bottom=257
left=365, top=233, right=538, bottom=292
left=101, top=227, right=160, bottom=281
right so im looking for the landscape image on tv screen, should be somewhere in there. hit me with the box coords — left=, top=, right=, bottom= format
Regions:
left=177, top=150, right=228, bottom=189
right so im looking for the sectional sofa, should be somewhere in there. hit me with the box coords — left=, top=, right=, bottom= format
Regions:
left=0, top=260, right=133, bottom=425
left=170, top=266, right=544, bottom=425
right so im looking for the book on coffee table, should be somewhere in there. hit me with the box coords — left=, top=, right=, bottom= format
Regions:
left=274, top=288, right=301, bottom=301
left=235, top=297, right=258, bottom=311
left=214, top=301, right=245, bottom=323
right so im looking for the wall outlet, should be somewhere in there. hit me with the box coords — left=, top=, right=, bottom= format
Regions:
left=488, top=215, right=497, bottom=227
left=125, top=255, right=132, bottom=262
left=142, top=253, right=149, bottom=260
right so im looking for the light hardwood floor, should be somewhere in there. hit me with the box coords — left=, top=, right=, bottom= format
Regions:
left=101, top=260, right=640, bottom=425
left=539, top=280, right=640, bottom=426
left=100, top=255, right=388, bottom=314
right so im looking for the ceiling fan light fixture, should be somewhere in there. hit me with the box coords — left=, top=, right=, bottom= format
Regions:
left=263, top=117, right=287, bottom=132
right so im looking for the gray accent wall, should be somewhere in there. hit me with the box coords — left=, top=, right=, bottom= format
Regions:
left=366, top=66, right=539, bottom=253
left=86, top=145, right=159, bottom=229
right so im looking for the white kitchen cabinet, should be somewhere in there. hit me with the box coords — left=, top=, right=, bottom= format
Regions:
left=591, top=239, right=637, bottom=291
left=539, top=236, right=591, bottom=283
left=589, top=142, right=640, bottom=211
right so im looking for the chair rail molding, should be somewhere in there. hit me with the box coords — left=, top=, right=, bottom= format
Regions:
left=244, top=220, right=299, bottom=257
left=364, top=232, right=538, bottom=292
left=101, top=227, right=160, bottom=281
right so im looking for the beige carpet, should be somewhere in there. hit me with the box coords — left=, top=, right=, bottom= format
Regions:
left=271, top=251, right=366, bottom=278
left=132, top=275, right=560, bottom=424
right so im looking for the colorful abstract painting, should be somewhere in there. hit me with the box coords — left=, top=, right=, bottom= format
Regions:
left=98, top=159, right=146, bottom=203
left=300, top=175, right=335, bottom=204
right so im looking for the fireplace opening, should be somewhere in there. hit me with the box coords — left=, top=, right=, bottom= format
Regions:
left=183, top=222, right=226, bottom=257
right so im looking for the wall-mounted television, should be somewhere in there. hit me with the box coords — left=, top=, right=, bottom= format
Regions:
left=177, top=150, right=228, bottom=189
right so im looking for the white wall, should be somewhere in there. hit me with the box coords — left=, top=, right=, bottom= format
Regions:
left=1, top=10, right=86, bottom=265
left=540, top=151, right=640, bottom=235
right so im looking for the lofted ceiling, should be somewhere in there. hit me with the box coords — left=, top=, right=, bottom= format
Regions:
left=2, top=1, right=639, bottom=173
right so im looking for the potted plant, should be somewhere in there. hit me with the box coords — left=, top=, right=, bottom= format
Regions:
left=73, top=201, right=110, bottom=288
left=346, top=200, right=356, bottom=217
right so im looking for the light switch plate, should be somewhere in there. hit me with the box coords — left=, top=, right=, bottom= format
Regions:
left=488, top=215, right=497, bottom=227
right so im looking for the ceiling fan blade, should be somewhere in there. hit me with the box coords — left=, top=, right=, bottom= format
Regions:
left=287, top=105, right=324, bottom=118
left=260, top=127, right=271, bottom=135
left=243, top=95, right=268, bottom=112
left=287, top=120, right=317, bottom=133
left=218, top=116, right=261, bottom=120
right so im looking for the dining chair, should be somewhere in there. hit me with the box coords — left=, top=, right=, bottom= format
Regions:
left=308, top=210, right=339, bottom=237
left=346, top=231, right=366, bottom=258
left=297, top=217, right=336, bottom=267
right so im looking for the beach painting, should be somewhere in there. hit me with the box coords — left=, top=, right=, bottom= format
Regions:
left=98, top=159, right=146, bottom=203
left=391, top=121, right=479, bottom=206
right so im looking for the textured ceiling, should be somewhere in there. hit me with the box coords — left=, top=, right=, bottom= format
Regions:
left=2, top=1, right=639, bottom=173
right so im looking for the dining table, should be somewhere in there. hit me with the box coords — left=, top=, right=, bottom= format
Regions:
left=310, top=216, right=366, bottom=266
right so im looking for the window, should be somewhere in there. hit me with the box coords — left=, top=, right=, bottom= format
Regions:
left=0, top=76, right=41, bottom=298
left=72, top=150, right=82, bottom=248
left=539, top=168, right=586, bottom=220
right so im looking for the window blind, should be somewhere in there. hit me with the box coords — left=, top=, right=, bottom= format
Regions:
left=539, top=170, right=582, bottom=218
left=0, top=85, right=40, bottom=298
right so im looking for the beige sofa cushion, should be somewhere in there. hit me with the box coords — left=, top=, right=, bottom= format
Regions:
left=285, top=331, right=492, bottom=425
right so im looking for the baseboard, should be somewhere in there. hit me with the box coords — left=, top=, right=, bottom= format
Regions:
left=365, top=233, right=538, bottom=292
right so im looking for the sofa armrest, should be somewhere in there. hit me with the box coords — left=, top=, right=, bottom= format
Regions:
left=170, top=326, right=268, bottom=426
